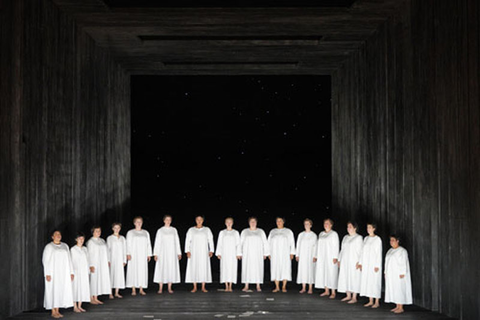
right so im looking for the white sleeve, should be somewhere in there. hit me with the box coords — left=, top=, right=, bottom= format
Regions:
left=238, top=230, right=245, bottom=257
left=146, top=231, right=153, bottom=257
left=122, top=237, right=127, bottom=264
left=42, top=244, right=53, bottom=277
left=126, top=231, right=133, bottom=255
left=289, top=229, right=296, bottom=255
left=332, top=233, right=340, bottom=260
left=262, top=230, right=270, bottom=256
left=207, top=228, right=215, bottom=253
left=215, top=231, right=224, bottom=257
left=235, top=231, right=242, bottom=256
left=153, top=229, right=161, bottom=257
left=295, top=233, right=302, bottom=257
left=185, top=228, right=192, bottom=253
left=106, top=236, right=112, bottom=263
left=174, top=229, right=182, bottom=256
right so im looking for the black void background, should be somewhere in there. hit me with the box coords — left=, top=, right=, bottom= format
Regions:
left=131, top=75, right=332, bottom=283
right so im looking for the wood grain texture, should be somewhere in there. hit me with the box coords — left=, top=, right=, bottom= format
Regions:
left=0, top=0, right=131, bottom=318
left=331, top=0, right=480, bottom=319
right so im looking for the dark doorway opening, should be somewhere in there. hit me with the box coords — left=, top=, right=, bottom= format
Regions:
left=131, top=75, right=331, bottom=280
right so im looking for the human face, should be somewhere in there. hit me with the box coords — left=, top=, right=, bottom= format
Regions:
left=304, top=220, right=312, bottom=231
left=195, top=216, right=204, bottom=227
left=112, top=225, right=121, bottom=235
left=324, top=220, right=332, bottom=232
left=367, top=224, right=375, bottom=236
left=134, top=218, right=143, bottom=229
left=225, top=218, right=233, bottom=229
left=276, top=218, right=285, bottom=229
left=52, top=231, right=62, bottom=243
left=76, top=236, right=85, bottom=246
left=390, top=237, right=400, bottom=249
left=347, top=223, right=356, bottom=235
left=164, top=216, right=172, bottom=227
left=93, top=228, right=101, bottom=238
left=249, top=219, right=257, bottom=229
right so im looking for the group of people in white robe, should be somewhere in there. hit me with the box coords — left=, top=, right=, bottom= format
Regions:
left=42, top=215, right=412, bottom=318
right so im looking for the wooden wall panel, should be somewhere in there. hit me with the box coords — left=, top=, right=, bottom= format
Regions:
left=331, top=0, right=480, bottom=319
left=0, top=0, right=131, bottom=318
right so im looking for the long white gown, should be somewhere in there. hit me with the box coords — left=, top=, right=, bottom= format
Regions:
left=359, top=235, right=382, bottom=299
left=42, top=242, right=74, bottom=310
left=338, top=233, right=363, bottom=293
left=87, top=237, right=111, bottom=296
left=215, top=229, right=241, bottom=283
left=240, top=228, right=270, bottom=284
left=126, top=229, right=153, bottom=288
left=70, top=245, right=90, bottom=302
left=314, top=230, right=339, bottom=290
left=107, top=234, right=126, bottom=289
left=295, top=231, right=317, bottom=284
left=268, top=228, right=296, bottom=281
left=185, top=226, right=215, bottom=283
left=384, top=246, right=413, bottom=305
left=153, top=226, right=182, bottom=284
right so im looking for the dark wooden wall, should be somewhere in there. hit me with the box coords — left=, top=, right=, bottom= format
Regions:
left=331, top=0, right=480, bottom=319
left=0, top=0, right=131, bottom=318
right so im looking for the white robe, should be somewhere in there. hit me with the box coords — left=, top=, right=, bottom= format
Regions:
left=185, top=226, right=215, bottom=283
left=338, top=234, right=363, bottom=293
left=268, top=228, right=296, bottom=281
left=295, top=231, right=317, bottom=284
left=126, top=229, right=153, bottom=288
left=314, top=230, right=339, bottom=289
left=42, top=242, right=74, bottom=310
left=70, top=245, right=90, bottom=302
left=107, top=234, right=126, bottom=289
left=240, top=228, right=270, bottom=284
left=384, top=246, right=413, bottom=305
left=359, top=235, right=382, bottom=298
left=215, top=229, right=241, bottom=283
left=153, top=226, right=182, bottom=284
left=87, top=237, right=111, bottom=296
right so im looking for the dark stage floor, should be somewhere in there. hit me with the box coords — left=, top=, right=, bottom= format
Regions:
left=11, top=285, right=455, bottom=320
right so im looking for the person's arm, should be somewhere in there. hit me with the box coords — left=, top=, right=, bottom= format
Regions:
left=126, top=231, right=132, bottom=260
left=397, top=249, right=408, bottom=277
left=174, top=228, right=182, bottom=258
left=238, top=230, right=245, bottom=258
left=153, top=229, right=161, bottom=258
left=42, top=244, right=53, bottom=279
left=185, top=228, right=192, bottom=256
left=122, top=237, right=127, bottom=265
left=207, top=228, right=215, bottom=254
left=146, top=231, right=153, bottom=261
left=235, top=231, right=242, bottom=257
left=332, top=233, right=340, bottom=264
left=106, top=236, right=112, bottom=264
left=215, top=231, right=223, bottom=258
left=66, top=244, right=74, bottom=280
left=295, top=233, right=302, bottom=258
left=374, top=238, right=382, bottom=271
left=289, top=229, right=296, bottom=258
left=261, top=229, right=270, bottom=257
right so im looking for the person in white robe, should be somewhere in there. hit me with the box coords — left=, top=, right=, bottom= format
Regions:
left=314, top=218, right=339, bottom=299
left=87, top=226, right=111, bottom=304
left=385, top=235, right=412, bottom=314
left=126, top=216, right=153, bottom=295
left=295, top=218, right=317, bottom=294
left=185, top=215, right=215, bottom=292
left=153, top=215, right=182, bottom=294
left=338, top=222, right=363, bottom=304
left=239, top=217, right=270, bottom=292
left=42, top=230, right=74, bottom=319
left=71, top=232, right=90, bottom=313
left=215, top=217, right=241, bottom=292
left=359, top=223, right=382, bottom=308
left=107, top=222, right=127, bottom=299
left=268, top=217, right=296, bottom=292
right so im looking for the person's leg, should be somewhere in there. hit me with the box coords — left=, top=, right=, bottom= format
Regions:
left=372, top=298, right=380, bottom=308
left=393, top=304, right=404, bottom=313
left=201, top=282, right=208, bottom=293
left=131, top=287, right=137, bottom=296
left=390, top=304, right=399, bottom=312
left=139, top=286, right=146, bottom=295
left=78, top=301, right=86, bottom=312
left=329, top=289, right=336, bottom=299
left=307, top=284, right=313, bottom=294
left=256, top=283, right=262, bottom=292
left=168, top=282, right=174, bottom=293
left=191, top=282, right=197, bottom=293
left=158, top=283, right=163, bottom=294
left=282, top=280, right=287, bottom=292
left=115, top=288, right=123, bottom=298
left=109, top=289, right=114, bottom=299
left=364, top=297, right=374, bottom=307
left=341, top=291, right=352, bottom=301
left=300, top=283, right=306, bottom=293
left=347, top=292, right=358, bottom=304
left=273, top=280, right=280, bottom=292
left=96, top=295, right=104, bottom=304
left=74, top=302, right=80, bottom=313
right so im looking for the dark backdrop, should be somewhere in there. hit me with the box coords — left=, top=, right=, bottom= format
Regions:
left=130, top=75, right=331, bottom=282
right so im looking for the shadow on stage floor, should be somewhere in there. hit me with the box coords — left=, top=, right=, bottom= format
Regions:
left=10, top=284, right=456, bottom=319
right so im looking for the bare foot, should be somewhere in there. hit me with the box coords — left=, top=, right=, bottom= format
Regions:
left=74, top=308, right=81, bottom=313
left=109, top=294, right=114, bottom=299
left=282, top=288, right=287, bottom=293
left=394, top=309, right=404, bottom=314
left=115, top=294, right=123, bottom=298
left=58, top=314, right=64, bottom=318
left=96, top=300, right=104, bottom=305
left=131, top=291, right=137, bottom=296
left=364, top=302, right=374, bottom=307
left=272, top=288, right=280, bottom=293
left=390, top=307, right=399, bottom=312
left=242, top=287, right=249, bottom=292
left=307, top=289, right=313, bottom=294
left=90, top=300, right=99, bottom=305
left=299, top=289, right=306, bottom=294
left=257, top=287, right=262, bottom=292
left=157, top=290, right=163, bottom=294
left=320, top=291, right=329, bottom=297
left=202, top=288, right=208, bottom=293
left=329, top=294, right=336, bottom=299
left=372, top=303, right=380, bottom=309
left=191, top=288, right=197, bottom=293
left=341, top=296, right=351, bottom=302
left=347, top=299, right=357, bottom=304
left=168, top=289, right=174, bottom=294
left=79, top=307, right=87, bottom=312
left=139, top=291, right=146, bottom=296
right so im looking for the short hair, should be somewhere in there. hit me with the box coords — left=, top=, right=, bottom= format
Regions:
left=390, top=234, right=401, bottom=243
left=112, top=222, right=122, bottom=228
left=133, top=216, right=143, bottom=223
left=50, top=229, right=62, bottom=237
left=304, top=218, right=313, bottom=226
left=163, top=215, right=172, bottom=221
left=347, top=221, right=358, bottom=229
left=75, top=232, right=85, bottom=239
left=248, top=216, right=258, bottom=222
left=323, top=218, right=334, bottom=226
left=225, top=217, right=234, bottom=222
left=195, top=215, right=205, bottom=220
left=367, top=222, right=377, bottom=230
left=276, top=216, right=285, bottom=223
left=91, top=225, right=101, bottom=235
